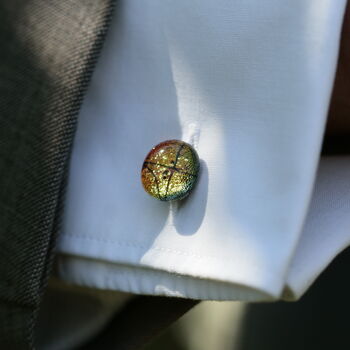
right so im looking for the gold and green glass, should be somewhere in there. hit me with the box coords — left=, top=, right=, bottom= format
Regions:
left=141, top=140, right=200, bottom=201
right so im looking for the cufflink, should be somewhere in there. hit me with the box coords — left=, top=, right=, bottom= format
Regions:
left=141, top=140, right=200, bottom=201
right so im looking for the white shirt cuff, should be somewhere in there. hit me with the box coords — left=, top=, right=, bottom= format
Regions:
left=55, top=0, right=349, bottom=301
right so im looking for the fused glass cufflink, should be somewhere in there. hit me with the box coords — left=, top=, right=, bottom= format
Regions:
left=141, top=140, right=200, bottom=201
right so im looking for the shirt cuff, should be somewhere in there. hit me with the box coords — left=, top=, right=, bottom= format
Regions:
left=55, top=0, right=348, bottom=301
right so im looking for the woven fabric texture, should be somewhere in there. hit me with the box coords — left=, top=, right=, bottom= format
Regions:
left=0, top=1, right=115, bottom=348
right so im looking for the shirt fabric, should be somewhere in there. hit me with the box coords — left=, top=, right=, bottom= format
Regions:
left=56, top=0, right=349, bottom=301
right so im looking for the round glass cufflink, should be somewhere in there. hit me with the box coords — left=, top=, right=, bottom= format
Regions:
left=141, top=140, right=200, bottom=201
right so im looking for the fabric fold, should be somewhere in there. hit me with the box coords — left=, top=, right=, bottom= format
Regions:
left=57, top=0, right=348, bottom=301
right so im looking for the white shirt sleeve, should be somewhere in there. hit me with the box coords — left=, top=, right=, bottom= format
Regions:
left=55, top=0, right=348, bottom=301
